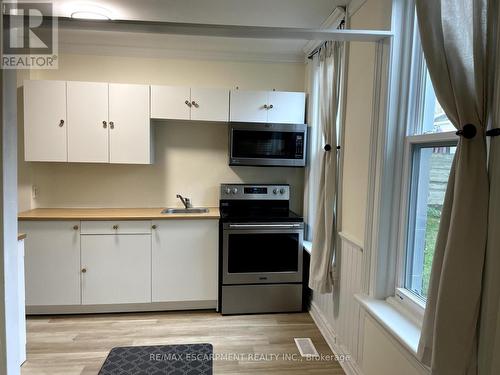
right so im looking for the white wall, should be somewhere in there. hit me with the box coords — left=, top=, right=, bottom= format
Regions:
left=341, top=0, right=392, bottom=244
left=362, top=316, right=427, bottom=375
left=310, top=1, right=430, bottom=375
left=18, top=54, right=306, bottom=212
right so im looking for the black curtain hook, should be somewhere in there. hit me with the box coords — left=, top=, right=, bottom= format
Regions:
left=324, top=144, right=332, bottom=151
left=455, top=124, right=477, bottom=139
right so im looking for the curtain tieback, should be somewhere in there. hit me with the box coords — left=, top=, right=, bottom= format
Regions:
left=486, top=128, right=500, bottom=137
left=455, top=124, right=477, bottom=139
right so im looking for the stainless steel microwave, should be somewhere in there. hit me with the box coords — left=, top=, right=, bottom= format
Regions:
left=228, top=123, right=307, bottom=167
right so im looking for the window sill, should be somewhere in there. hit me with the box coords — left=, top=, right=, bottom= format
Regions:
left=355, top=294, right=422, bottom=358
left=303, top=240, right=312, bottom=254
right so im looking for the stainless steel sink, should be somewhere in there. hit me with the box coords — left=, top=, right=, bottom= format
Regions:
left=161, top=208, right=209, bottom=214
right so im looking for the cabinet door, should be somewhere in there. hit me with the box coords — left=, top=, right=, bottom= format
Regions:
left=67, top=81, right=109, bottom=162
left=23, top=80, right=67, bottom=162
left=150, top=85, right=191, bottom=120
left=267, top=91, right=306, bottom=124
left=81, top=234, right=151, bottom=304
left=152, top=220, right=217, bottom=302
left=109, top=84, right=151, bottom=164
left=190, top=88, right=229, bottom=122
left=20, top=221, right=81, bottom=306
left=229, top=90, right=268, bottom=123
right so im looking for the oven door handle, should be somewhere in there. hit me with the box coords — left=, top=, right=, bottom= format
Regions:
left=227, top=224, right=302, bottom=229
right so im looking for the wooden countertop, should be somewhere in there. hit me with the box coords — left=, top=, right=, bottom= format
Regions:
left=18, top=207, right=220, bottom=221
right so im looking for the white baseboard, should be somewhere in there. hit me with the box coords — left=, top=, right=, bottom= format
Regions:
left=26, top=300, right=217, bottom=315
left=309, top=301, right=364, bottom=375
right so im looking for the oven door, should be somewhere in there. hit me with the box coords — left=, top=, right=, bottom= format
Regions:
left=229, top=123, right=307, bottom=167
left=222, top=222, right=303, bottom=284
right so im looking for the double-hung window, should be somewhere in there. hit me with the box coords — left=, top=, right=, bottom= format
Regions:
left=395, top=15, right=458, bottom=317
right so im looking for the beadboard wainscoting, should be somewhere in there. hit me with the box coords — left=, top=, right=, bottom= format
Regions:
left=309, top=232, right=365, bottom=375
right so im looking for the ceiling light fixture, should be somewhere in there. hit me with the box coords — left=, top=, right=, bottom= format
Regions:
left=69, top=4, right=112, bottom=20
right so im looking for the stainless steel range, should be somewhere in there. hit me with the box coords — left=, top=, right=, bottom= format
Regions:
left=219, top=183, right=304, bottom=315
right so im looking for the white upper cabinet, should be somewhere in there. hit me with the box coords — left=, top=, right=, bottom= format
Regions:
left=190, top=87, right=229, bottom=122
left=230, top=90, right=306, bottom=124
left=25, top=80, right=152, bottom=164
left=67, top=81, right=109, bottom=163
left=109, top=83, right=151, bottom=164
left=24, top=80, right=306, bottom=165
left=23, top=80, right=68, bottom=162
left=150, top=85, right=191, bottom=120
left=229, top=90, right=268, bottom=123
left=151, top=86, right=229, bottom=122
left=267, top=91, right=306, bottom=124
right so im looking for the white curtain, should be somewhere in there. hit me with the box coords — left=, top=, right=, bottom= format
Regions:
left=478, top=2, right=500, bottom=373
left=308, top=41, right=343, bottom=294
left=415, top=0, right=497, bottom=373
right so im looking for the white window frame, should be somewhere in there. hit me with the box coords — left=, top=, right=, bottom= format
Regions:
left=393, top=132, right=457, bottom=323
left=389, top=11, right=459, bottom=324
left=361, top=0, right=458, bottom=327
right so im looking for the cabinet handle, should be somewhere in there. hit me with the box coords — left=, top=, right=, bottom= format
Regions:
left=185, top=100, right=192, bottom=107
left=152, top=224, right=157, bottom=230
left=73, top=225, right=79, bottom=230
left=263, top=104, right=268, bottom=109
left=59, top=119, right=65, bottom=127
left=269, top=104, right=274, bottom=109
left=81, top=268, right=87, bottom=273
left=109, top=121, right=115, bottom=129
left=102, top=121, right=107, bottom=128
left=112, top=225, right=119, bottom=230
left=191, top=101, right=199, bottom=108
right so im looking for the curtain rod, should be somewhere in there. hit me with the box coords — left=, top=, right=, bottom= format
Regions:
left=307, top=20, right=345, bottom=60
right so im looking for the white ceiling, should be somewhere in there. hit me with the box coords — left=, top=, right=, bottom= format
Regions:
left=52, top=0, right=348, bottom=27
left=52, top=0, right=350, bottom=62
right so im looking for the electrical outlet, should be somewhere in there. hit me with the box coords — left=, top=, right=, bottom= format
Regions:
left=32, top=185, right=39, bottom=199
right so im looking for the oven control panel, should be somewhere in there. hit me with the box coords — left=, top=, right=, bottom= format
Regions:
left=220, top=184, right=290, bottom=200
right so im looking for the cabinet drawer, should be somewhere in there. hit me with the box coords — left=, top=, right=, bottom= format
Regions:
left=81, top=220, right=152, bottom=235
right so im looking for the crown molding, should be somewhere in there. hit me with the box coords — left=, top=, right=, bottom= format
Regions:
left=59, top=42, right=305, bottom=63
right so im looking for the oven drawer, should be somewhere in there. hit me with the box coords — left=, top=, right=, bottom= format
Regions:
left=221, top=284, right=302, bottom=315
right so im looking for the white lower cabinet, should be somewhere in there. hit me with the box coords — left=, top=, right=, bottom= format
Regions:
left=152, top=220, right=218, bottom=302
left=81, top=234, right=152, bottom=305
left=20, top=221, right=81, bottom=306
left=22, top=219, right=218, bottom=311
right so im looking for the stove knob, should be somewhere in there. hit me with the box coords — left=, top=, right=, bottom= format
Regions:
left=225, top=188, right=231, bottom=195
left=273, top=189, right=278, bottom=195
left=232, top=188, right=238, bottom=194
left=280, top=188, right=286, bottom=195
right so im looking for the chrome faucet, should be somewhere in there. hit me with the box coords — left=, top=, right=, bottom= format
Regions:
left=176, top=194, right=192, bottom=209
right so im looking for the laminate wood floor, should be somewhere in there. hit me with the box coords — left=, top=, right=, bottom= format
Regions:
left=21, top=311, right=346, bottom=375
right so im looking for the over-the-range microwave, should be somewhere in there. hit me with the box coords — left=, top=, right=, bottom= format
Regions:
left=228, top=123, right=307, bottom=167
